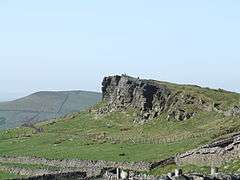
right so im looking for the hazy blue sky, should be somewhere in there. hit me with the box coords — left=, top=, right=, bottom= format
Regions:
left=0, top=0, right=240, bottom=99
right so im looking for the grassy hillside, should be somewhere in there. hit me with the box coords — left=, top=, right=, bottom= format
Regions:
left=0, top=171, right=22, bottom=179
left=154, top=80, right=240, bottom=111
left=1, top=109, right=240, bottom=162
left=0, top=81, right=240, bottom=177
left=0, top=91, right=101, bottom=130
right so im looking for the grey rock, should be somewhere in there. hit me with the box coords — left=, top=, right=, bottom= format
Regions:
left=100, top=75, right=210, bottom=122
left=175, top=133, right=240, bottom=167
left=225, top=106, right=240, bottom=117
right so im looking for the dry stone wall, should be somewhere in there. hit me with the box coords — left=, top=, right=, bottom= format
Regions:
left=176, top=133, right=240, bottom=167
left=13, top=171, right=87, bottom=180
left=0, top=165, right=85, bottom=178
left=0, top=156, right=152, bottom=177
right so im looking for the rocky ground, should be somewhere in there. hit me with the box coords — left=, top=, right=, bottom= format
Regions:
left=1, top=153, right=240, bottom=179
left=176, top=132, right=240, bottom=167
left=2, top=75, right=240, bottom=179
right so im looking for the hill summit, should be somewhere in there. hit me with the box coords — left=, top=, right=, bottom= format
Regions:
left=98, top=74, right=240, bottom=122
left=0, top=90, right=101, bottom=130
left=1, top=75, right=240, bottom=178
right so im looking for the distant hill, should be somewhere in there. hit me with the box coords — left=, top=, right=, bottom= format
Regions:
left=0, top=90, right=101, bottom=130
left=1, top=75, right=240, bottom=178
left=0, top=92, right=29, bottom=102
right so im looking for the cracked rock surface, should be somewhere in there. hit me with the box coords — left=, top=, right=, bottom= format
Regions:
left=100, top=75, right=211, bottom=122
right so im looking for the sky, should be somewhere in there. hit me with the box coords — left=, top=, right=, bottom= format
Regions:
left=0, top=0, right=240, bottom=100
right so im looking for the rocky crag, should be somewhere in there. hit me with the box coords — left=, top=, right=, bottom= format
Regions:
left=176, top=132, right=240, bottom=167
left=98, top=75, right=213, bottom=122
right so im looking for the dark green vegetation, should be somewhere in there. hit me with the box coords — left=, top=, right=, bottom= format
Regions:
left=0, top=80, right=240, bottom=177
left=0, top=90, right=101, bottom=130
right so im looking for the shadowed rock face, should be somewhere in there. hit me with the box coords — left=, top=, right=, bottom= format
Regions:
left=101, top=75, right=210, bottom=122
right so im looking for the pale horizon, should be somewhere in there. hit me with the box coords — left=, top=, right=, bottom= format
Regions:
left=1, top=1, right=240, bottom=100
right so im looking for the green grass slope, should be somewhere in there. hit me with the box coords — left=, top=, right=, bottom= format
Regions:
left=0, top=81, right=240, bottom=177
left=0, top=91, right=101, bottom=130
left=0, top=108, right=240, bottom=162
left=154, top=80, right=240, bottom=111
left=0, top=171, right=22, bottom=179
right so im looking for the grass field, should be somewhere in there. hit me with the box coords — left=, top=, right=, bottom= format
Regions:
left=1, top=108, right=240, bottom=162
left=155, top=80, right=240, bottom=111
left=1, top=81, right=240, bottom=177
left=0, top=171, right=21, bottom=179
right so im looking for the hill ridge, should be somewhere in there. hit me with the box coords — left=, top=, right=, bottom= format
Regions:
left=0, top=90, right=101, bottom=130
left=1, top=75, right=240, bottom=178
left=98, top=74, right=240, bottom=123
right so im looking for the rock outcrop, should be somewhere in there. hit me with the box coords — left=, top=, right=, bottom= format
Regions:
left=175, top=132, right=240, bottom=167
left=100, top=75, right=211, bottom=122
left=225, top=106, right=240, bottom=117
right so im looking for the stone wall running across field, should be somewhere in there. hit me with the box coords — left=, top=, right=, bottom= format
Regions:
left=0, top=155, right=178, bottom=179
left=176, top=132, right=240, bottom=167
left=0, top=156, right=154, bottom=177
left=13, top=171, right=87, bottom=180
